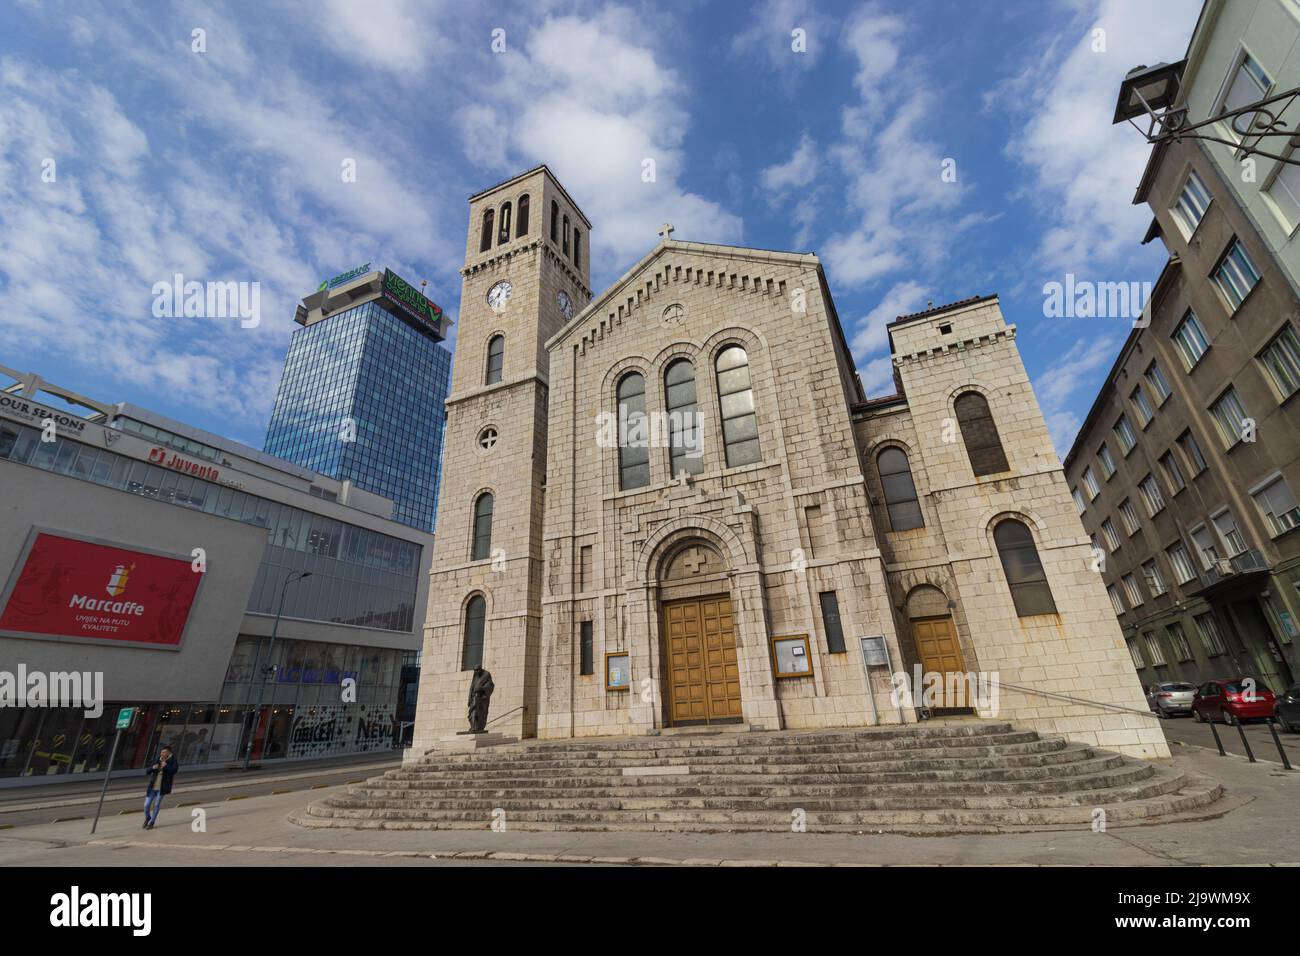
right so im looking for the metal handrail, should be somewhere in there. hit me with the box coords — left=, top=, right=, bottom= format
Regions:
left=484, top=705, right=527, bottom=728
left=993, top=679, right=1160, bottom=720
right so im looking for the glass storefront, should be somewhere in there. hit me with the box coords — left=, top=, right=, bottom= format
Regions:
left=0, top=637, right=403, bottom=778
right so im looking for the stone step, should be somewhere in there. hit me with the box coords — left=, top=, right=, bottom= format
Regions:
left=355, top=759, right=1139, bottom=797
left=294, top=770, right=1221, bottom=832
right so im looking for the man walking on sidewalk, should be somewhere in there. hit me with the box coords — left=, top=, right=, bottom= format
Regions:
left=143, top=746, right=177, bottom=830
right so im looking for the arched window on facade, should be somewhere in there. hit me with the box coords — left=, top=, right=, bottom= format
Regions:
left=471, top=493, right=494, bottom=561
left=877, top=446, right=923, bottom=531
left=617, top=372, right=650, bottom=490
left=664, top=358, right=703, bottom=478
left=461, top=594, right=486, bottom=670
left=485, top=335, right=504, bottom=385
left=994, top=519, right=1057, bottom=617
left=479, top=208, right=495, bottom=253
left=497, top=201, right=512, bottom=245
left=715, top=345, right=761, bottom=467
left=551, top=200, right=559, bottom=241
left=955, top=391, right=1009, bottom=477
left=516, top=195, right=529, bottom=237
left=573, top=228, right=582, bottom=269
left=563, top=215, right=570, bottom=255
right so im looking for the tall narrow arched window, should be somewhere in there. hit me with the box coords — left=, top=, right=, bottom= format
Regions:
left=994, top=519, right=1057, bottom=617
left=479, top=208, right=495, bottom=253
left=462, top=594, right=486, bottom=670
left=550, top=200, right=559, bottom=241
left=955, top=391, right=1009, bottom=477
left=516, top=195, right=530, bottom=237
left=497, top=201, right=512, bottom=245
left=485, top=335, right=504, bottom=385
left=877, top=447, right=923, bottom=531
left=715, top=345, right=761, bottom=467
left=573, top=228, right=582, bottom=269
left=664, top=358, right=703, bottom=478
left=471, top=493, right=494, bottom=561
left=563, top=215, right=570, bottom=255
left=617, top=372, right=649, bottom=490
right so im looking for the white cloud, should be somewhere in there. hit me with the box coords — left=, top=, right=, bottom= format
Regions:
left=848, top=280, right=928, bottom=360
left=315, top=0, right=451, bottom=74
left=760, top=132, right=819, bottom=194
left=731, top=0, right=830, bottom=74
left=1034, top=333, right=1124, bottom=457
left=997, top=0, right=1201, bottom=276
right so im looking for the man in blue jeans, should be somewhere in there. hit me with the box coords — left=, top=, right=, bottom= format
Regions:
left=143, top=746, right=177, bottom=829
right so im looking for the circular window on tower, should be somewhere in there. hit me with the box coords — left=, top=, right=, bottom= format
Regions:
left=662, top=302, right=687, bottom=327
left=477, top=426, right=499, bottom=452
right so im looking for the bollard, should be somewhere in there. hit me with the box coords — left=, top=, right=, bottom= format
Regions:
left=1208, top=718, right=1226, bottom=756
left=1266, top=719, right=1293, bottom=771
left=1234, top=718, right=1256, bottom=763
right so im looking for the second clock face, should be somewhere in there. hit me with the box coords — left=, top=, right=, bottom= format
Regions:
left=487, top=280, right=513, bottom=312
left=557, top=291, right=573, bottom=320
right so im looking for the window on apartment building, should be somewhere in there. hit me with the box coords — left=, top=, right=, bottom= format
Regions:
left=877, top=447, right=924, bottom=531
left=1212, top=239, right=1262, bottom=311
left=1212, top=509, right=1247, bottom=557
left=1159, top=451, right=1186, bottom=496
left=1101, top=518, right=1121, bottom=551
left=1122, top=573, right=1145, bottom=607
left=1082, top=466, right=1100, bottom=500
left=1217, top=51, right=1272, bottom=143
left=1190, top=524, right=1221, bottom=570
left=1144, top=632, right=1167, bottom=667
left=819, top=591, right=847, bottom=653
left=1194, top=612, right=1228, bottom=656
left=1097, top=443, right=1117, bottom=479
left=1265, top=158, right=1300, bottom=228
left=1172, top=311, right=1210, bottom=370
left=579, top=621, right=594, bottom=676
left=1166, top=543, right=1197, bottom=585
left=1251, top=475, right=1300, bottom=537
left=1258, top=324, right=1300, bottom=400
left=1209, top=386, right=1251, bottom=448
left=1130, top=385, right=1155, bottom=427
left=993, top=519, right=1057, bottom=617
left=1145, top=362, right=1172, bottom=406
left=1177, top=429, right=1208, bottom=476
left=1107, top=584, right=1126, bottom=615
left=1119, top=498, right=1142, bottom=535
left=1127, top=639, right=1146, bottom=670
left=955, top=391, right=1010, bottom=476
left=1170, top=169, right=1212, bottom=238
left=1142, top=559, right=1167, bottom=598
left=1113, top=414, right=1137, bottom=455
left=1072, top=487, right=1087, bottom=517
left=1166, top=622, right=1194, bottom=662
left=1139, top=473, right=1166, bottom=517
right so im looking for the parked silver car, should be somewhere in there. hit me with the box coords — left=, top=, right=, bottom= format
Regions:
left=1147, top=682, right=1196, bottom=717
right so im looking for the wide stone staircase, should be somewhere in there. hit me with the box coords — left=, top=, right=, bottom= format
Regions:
left=291, top=720, right=1224, bottom=833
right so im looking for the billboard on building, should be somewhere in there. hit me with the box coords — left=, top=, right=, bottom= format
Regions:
left=0, top=529, right=205, bottom=649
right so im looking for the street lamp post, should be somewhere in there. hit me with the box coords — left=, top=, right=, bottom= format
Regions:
left=241, top=570, right=312, bottom=771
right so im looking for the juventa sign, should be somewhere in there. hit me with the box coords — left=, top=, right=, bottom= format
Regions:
left=148, top=446, right=220, bottom=482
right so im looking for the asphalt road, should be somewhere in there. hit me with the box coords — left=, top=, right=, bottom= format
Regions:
left=1157, top=712, right=1299, bottom=766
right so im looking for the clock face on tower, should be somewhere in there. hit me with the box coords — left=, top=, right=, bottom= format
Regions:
left=487, top=280, right=513, bottom=312
left=557, top=291, right=573, bottom=320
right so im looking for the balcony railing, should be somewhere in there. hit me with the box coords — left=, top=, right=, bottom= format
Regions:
left=1201, top=549, right=1270, bottom=587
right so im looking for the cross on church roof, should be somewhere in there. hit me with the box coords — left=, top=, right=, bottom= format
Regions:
left=659, top=223, right=675, bottom=241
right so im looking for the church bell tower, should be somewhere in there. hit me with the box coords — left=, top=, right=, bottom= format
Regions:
left=410, top=166, right=592, bottom=749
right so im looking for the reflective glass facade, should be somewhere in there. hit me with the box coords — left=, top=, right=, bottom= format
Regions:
left=0, top=420, right=421, bottom=631
left=263, top=301, right=452, bottom=532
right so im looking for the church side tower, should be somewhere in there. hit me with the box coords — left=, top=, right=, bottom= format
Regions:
left=410, top=167, right=592, bottom=750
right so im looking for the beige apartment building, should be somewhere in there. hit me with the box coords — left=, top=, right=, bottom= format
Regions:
left=411, top=165, right=1167, bottom=760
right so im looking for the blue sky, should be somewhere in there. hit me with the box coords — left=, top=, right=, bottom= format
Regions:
left=1, top=0, right=1200, bottom=455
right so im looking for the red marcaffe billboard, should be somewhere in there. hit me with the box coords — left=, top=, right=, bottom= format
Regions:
left=0, top=530, right=204, bottom=649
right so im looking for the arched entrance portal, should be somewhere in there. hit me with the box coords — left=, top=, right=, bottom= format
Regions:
left=658, top=540, right=743, bottom=726
left=906, top=584, right=971, bottom=713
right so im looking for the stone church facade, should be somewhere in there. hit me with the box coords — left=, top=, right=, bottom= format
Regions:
left=411, top=165, right=1168, bottom=760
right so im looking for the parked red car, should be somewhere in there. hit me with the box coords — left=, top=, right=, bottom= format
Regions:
left=1192, top=678, right=1276, bottom=725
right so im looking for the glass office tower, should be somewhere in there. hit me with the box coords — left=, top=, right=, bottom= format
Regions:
left=264, top=289, right=452, bottom=533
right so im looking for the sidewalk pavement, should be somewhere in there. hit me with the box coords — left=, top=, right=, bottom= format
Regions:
left=0, top=747, right=1295, bottom=867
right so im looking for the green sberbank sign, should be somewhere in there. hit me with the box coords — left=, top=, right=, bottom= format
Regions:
left=381, top=268, right=446, bottom=341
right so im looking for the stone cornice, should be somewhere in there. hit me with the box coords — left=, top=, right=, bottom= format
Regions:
left=892, top=324, right=1017, bottom=366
